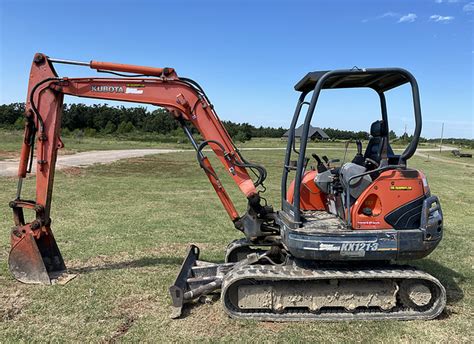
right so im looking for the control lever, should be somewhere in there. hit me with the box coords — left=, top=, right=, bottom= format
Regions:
left=311, top=153, right=328, bottom=173
left=356, top=139, right=362, bottom=155
left=322, top=155, right=340, bottom=168
left=303, top=157, right=310, bottom=171
left=352, top=139, right=365, bottom=166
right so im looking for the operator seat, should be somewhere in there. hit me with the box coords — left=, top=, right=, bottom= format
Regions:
left=364, top=120, right=397, bottom=164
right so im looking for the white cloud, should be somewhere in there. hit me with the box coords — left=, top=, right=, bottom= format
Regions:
left=435, top=0, right=462, bottom=3
left=463, top=2, right=474, bottom=12
left=398, top=13, right=418, bottom=23
left=363, top=11, right=421, bottom=24
left=429, top=14, right=455, bottom=22
left=362, top=11, right=399, bottom=23
left=379, top=12, right=399, bottom=18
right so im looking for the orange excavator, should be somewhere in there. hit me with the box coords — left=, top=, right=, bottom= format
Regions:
left=9, top=53, right=446, bottom=321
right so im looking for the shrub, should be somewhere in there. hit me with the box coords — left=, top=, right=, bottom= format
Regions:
left=13, top=117, right=24, bottom=130
left=73, top=129, right=84, bottom=142
left=84, top=128, right=97, bottom=137
left=102, top=121, right=116, bottom=134
left=234, top=131, right=251, bottom=143
left=116, top=121, right=135, bottom=134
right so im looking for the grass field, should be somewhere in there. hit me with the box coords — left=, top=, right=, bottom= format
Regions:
left=0, top=142, right=473, bottom=342
left=0, top=129, right=444, bottom=160
left=0, top=130, right=192, bottom=160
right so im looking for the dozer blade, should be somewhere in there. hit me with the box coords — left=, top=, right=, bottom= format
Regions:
left=169, top=245, right=262, bottom=319
left=9, top=228, right=66, bottom=285
left=169, top=245, right=238, bottom=319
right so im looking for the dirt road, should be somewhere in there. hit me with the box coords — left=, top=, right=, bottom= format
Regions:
left=1, top=145, right=470, bottom=177
left=0, top=149, right=186, bottom=177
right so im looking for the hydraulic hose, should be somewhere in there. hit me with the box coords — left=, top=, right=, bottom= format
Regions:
left=196, top=140, right=226, bottom=180
left=29, top=77, right=61, bottom=133
left=196, top=140, right=267, bottom=188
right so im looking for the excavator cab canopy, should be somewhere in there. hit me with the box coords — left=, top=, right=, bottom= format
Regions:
left=294, top=69, right=410, bottom=93
left=282, top=67, right=423, bottom=224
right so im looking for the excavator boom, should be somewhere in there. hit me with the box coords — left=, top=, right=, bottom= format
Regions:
left=9, top=53, right=269, bottom=284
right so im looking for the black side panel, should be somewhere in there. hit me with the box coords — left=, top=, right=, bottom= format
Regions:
left=385, top=196, right=425, bottom=230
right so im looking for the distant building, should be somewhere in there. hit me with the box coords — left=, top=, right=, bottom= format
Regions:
left=282, top=125, right=330, bottom=141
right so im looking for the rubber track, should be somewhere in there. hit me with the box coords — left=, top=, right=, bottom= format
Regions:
left=222, top=264, right=446, bottom=321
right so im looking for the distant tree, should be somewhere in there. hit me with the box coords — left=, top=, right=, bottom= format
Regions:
left=13, top=117, right=24, bottom=130
left=84, top=128, right=97, bottom=137
left=355, top=131, right=370, bottom=140
left=234, top=131, right=250, bottom=142
left=238, top=123, right=253, bottom=141
left=223, top=120, right=285, bottom=140
left=142, top=109, right=178, bottom=133
left=0, top=103, right=25, bottom=127
left=399, top=133, right=410, bottom=142
left=323, top=128, right=369, bottom=140
left=117, top=122, right=135, bottom=134
left=102, top=121, right=116, bottom=134
left=116, top=121, right=135, bottom=134
left=1, top=102, right=406, bottom=145
left=73, top=129, right=84, bottom=142
left=222, top=120, right=240, bottom=137
left=61, top=128, right=71, bottom=136
left=389, top=130, right=397, bottom=140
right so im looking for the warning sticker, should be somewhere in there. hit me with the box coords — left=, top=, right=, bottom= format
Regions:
left=125, top=87, right=144, bottom=94
left=390, top=186, right=412, bottom=191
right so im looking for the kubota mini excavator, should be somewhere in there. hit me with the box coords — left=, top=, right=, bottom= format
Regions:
left=9, top=53, right=446, bottom=321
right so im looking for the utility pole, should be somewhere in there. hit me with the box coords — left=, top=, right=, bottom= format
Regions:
left=439, top=122, right=444, bottom=153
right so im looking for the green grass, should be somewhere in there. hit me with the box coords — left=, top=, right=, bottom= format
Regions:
left=0, top=144, right=473, bottom=342
left=423, top=149, right=474, bottom=163
left=0, top=129, right=192, bottom=159
left=0, top=129, right=441, bottom=160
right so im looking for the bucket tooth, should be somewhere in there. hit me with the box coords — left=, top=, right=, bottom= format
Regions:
left=8, top=227, right=66, bottom=285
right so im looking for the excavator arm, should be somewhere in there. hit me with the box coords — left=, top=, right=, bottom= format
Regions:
left=9, top=53, right=272, bottom=284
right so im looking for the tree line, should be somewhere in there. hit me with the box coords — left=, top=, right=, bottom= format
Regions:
left=0, top=102, right=408, bottom=142
left=0, top=103, right=288, bottom=141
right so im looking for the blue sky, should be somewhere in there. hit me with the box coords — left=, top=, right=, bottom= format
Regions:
left=0, top=0, right=472, bottom=138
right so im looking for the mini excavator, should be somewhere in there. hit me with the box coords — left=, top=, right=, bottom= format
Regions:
left=9, top=53, right=446, bottom=321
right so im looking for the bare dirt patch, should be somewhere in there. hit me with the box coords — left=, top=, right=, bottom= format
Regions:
left=61, top=166, right=83, bottom=177
left=0, top=289, right=28, bottom=321
left=0, top=150, right=18, bottom=160
left=115, top=294, right=162, bottom=319
left=102, top=315, right=136, bottom=343
left=258, top=321, right=286, bottom=333
left=0, top=149, right=185, bottom=177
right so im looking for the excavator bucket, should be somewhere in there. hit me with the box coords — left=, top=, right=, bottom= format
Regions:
left=9, top=228, right=66, bottom=285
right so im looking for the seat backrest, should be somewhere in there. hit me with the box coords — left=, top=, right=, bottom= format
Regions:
left=364, top=120, right=394, bottom=163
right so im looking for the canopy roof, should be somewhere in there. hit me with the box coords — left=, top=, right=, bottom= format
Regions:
left=294, top=69, right=410, bottom=93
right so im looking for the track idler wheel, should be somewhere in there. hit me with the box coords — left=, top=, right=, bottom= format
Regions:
left=399, top=280, right=434, bottom=310
left=8, top=225, right=66, bottom=284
